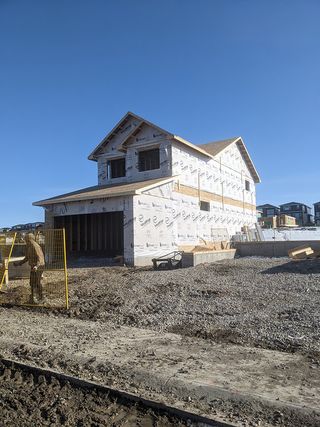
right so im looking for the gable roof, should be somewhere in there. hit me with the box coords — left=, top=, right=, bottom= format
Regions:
left=88, top=111, right=212, bottom=161
left=88, top=112, right=260, bottom=183
left=33, top=177, right=175, bottom=206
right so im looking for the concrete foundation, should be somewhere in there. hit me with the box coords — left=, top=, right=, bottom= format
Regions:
left=135, top=249, right=236, bottom=267
left=235, top=241, right=320, bottom=258
left=182, top=249, right=236, bottom=267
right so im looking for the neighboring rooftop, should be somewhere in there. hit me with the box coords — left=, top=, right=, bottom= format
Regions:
left=257, top=204, right=279, bottom=209
left=280, top=202, right=312, bottom=208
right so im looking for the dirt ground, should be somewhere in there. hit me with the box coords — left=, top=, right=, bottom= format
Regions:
left=0, top=257, right=319, bottom=426
left=0, top=361, right=188, bottom=427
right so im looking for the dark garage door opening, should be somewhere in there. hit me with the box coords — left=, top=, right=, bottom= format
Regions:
left=54, top=212, right=124, bottom=257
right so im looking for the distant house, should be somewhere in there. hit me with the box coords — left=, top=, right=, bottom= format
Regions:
left=314, top=202, right=320, bottom=226
left=11, top=222, right=44, bottom=232
left=257, top=204, right=280, bottom=218
left=34, top=112, right=260, bottom=266
left=0, top=228, right=10, bottom=233
left=279, top=202, right=314, bottom=226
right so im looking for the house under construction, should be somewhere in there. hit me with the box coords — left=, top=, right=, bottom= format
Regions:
left=34, top=112, right=260, bottom=266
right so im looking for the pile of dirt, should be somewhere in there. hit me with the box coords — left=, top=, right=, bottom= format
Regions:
left=66, top=258, right=320, bottom=354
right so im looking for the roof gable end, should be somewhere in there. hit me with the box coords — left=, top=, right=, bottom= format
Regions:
left=198, top=137, right=260, bottom=183
left=88, top=111, right=175, bottom=160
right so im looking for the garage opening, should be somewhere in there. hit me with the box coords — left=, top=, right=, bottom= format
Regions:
left=54, top=212, right=124, bottom=257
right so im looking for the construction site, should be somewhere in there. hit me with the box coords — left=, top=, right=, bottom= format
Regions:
left=0, top=111, right=319, bottom=427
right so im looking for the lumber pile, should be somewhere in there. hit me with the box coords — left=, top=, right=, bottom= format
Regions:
left=288, top=245, right=320, bottom=260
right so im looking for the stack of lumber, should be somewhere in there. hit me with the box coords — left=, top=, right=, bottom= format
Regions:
left=288, top=245, right=320, bottom=260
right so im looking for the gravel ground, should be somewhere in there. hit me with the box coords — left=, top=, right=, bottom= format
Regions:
left=67, top=257, right=320, bottom=355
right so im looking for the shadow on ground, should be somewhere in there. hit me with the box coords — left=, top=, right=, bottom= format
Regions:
left=261, top=259, right=320, bottom=274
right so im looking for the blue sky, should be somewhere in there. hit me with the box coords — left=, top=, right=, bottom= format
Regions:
left=0, top=0, right=319, bottom=226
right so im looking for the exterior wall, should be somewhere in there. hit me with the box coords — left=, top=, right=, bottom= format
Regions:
left=133, top=177, right=257, bottom=265
left=132, top=187, right=176, bottom=265
left=171, top=142, right=257, bottom=234
left=215, top=143, right=256, bottom=207
left=44, top=197, right=134, bottom=265
left=97, top=121, right=172, bottom=186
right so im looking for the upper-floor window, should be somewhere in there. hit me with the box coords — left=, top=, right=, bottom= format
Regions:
left=245, top=180, right=250, bottom=191
left=108, top=158, right=126, bottom=178
left=138, top=148, right=160, bottom=172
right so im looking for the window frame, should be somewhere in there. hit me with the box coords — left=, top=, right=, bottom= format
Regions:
left=108, top=157, right=126, bottom=179
left=245, top=180, right=250, bottom=191
left=138, top=147, right=160, bottom=172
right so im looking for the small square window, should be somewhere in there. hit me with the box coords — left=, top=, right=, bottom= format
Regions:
left=200, top=201, right=210, bottom=211
left=245, top=180, right=250, bottom=191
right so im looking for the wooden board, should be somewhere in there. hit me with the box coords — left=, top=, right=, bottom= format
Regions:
left=288, top=245, right=314, bottom=259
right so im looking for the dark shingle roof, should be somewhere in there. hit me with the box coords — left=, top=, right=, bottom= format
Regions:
left=198, top=138, right=239, bottom=157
